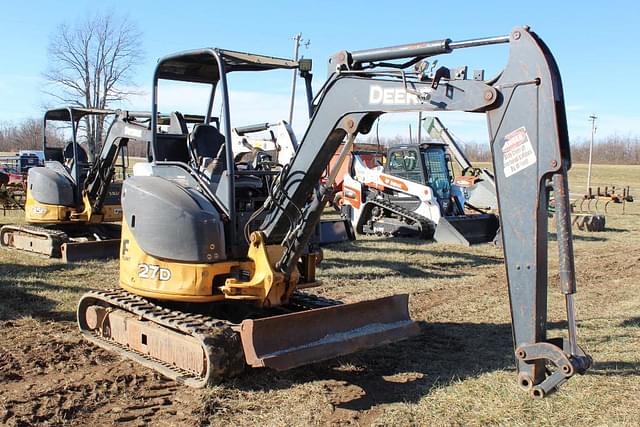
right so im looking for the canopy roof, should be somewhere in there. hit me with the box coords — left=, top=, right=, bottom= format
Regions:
left=44, top=107, right=114, bottom=122
left=155, top=48, right=300, bottom=84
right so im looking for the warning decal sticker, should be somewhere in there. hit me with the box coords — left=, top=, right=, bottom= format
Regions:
left=502, top=127, right=536, bottom=178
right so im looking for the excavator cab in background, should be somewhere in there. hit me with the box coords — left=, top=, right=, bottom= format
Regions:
left=79, top=27, right=591, bottom=398
left=1, top=107, right=148, bottom=261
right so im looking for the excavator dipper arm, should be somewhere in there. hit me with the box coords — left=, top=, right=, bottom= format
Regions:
left=259, top=26, right=591, bottom=396
left=486, top=29, right=592, bottom=397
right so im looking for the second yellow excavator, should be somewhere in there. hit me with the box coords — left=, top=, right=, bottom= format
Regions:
left=0, top=107, right=151, bottom=261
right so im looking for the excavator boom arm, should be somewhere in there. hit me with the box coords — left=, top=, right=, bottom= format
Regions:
left=259, top=26, right=590, bottom=396
left=83, top=111, right=152, bottom=213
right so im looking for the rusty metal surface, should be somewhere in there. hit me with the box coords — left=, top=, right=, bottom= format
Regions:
left=78, top=289, right=245, bottom=387
left=0, top=224, right=67, bottom=257
left=61, top=239, right=120, bottom=262
left=240, top=294, right=420, bottom=370
left=104, top=308, right=206, bottom=376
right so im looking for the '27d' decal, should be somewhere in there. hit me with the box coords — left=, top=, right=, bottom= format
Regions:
left=138, top=263, right=172, bottom=281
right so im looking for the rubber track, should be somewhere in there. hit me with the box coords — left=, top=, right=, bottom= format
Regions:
left=78, top=288, right=341, bottom=388
left=0, top=224, right=68, bottom=257
left=364, top=198, right=436, bottom=239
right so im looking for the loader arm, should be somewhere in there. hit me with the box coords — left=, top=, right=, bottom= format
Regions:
left=259, top=26, right=591, bottom=396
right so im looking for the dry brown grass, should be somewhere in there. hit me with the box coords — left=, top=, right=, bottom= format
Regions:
left=0, top=162, right=638, bottom=426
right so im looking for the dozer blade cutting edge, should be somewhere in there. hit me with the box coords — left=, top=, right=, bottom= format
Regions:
left=241, top=294, right=420, bottom=370
left=61, top=239, right=121, bottom=262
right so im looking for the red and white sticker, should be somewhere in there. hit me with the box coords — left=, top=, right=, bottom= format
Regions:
left=502, top=127, right=536, bottom=178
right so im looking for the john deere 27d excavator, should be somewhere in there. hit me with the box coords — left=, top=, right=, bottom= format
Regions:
left=78, top=26, right=591, bottom=398
left=0, top=107, right=146, bottom=262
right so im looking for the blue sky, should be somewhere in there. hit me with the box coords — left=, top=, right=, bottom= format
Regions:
left=1, top=0, right=639, bottom=144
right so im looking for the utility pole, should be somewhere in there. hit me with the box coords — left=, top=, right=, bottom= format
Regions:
left=288, top=33, right=309, bottom=126
left=586, top=114, right=597, bottom=194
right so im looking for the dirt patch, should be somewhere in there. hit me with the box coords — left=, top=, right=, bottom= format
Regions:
left=0, top=319, right=202, bottom=426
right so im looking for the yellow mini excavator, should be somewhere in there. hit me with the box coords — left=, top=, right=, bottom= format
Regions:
left=0, top=107, right=148, bottom=262
left=78, top=26, right=591, bottom=398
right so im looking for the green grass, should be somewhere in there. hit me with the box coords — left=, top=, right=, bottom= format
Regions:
left=0, top=211, right=118, bottom=321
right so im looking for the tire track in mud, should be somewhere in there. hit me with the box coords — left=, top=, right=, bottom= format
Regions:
left=0, top=319, right=201, bottom=426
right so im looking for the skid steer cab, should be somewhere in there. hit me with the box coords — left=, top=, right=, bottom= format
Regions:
left=341, top=141, right=499, bottom=245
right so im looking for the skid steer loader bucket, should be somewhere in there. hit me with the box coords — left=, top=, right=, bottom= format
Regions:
left=240, top=294, right=420, bottom=370
left=317, top=218, right=356, bottom=245
left=434, top=213, right=499, bottom=246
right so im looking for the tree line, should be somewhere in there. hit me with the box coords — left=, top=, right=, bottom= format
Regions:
left=460, top=135, right=640, bottom=164
left=0, top=119, right=61, bottom=153
left=0, top=118, right=148, bottom=157
left=364, top=134, right=640, bottom=165
left=3, top=117, right=639, bottom=164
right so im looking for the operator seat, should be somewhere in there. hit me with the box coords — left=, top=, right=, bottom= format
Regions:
left=190, top=127, right=262, bottom=192
left=63, top=142, right=90, bottom=185
left=188, top=124, right=225, bottom=167
left=63, top=142, right=89, bottom=164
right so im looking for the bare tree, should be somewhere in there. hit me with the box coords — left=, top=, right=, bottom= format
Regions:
left=44, top=12, right=143, bottom=159
left=0, top=119, right=64, bottom=153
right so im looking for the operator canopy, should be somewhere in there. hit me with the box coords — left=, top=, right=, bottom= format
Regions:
left=44, top=107, right=114, bottom=123
left=155, top=49, right=301, bottom=84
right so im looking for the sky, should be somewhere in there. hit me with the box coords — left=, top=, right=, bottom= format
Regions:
left=1, top=0, right=639, bottom=145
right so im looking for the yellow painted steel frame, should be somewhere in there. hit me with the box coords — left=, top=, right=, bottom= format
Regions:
left=119, top=222, right=299, bottom=306
left=70, top=194, right=102, bottom=223
left=25, top=188, right=122, bottom=225
left=101, top=204, right=123, bottom=223
left=222, top=232, right=300, bottom=307
left=25, top=188, right=74, bottom=223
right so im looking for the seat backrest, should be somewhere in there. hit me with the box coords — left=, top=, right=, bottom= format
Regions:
left=189, top=124, right=225, bottom=160
left=169, top=111, right=188, bottom=134
left=155, top=134, right=190, bottom=163
left=63, top=142, right=89, bottom=164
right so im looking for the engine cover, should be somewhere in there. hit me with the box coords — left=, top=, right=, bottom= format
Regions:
left=122, top=176, right=226, bottom=262
left=28, top=165, right=75, bottom=206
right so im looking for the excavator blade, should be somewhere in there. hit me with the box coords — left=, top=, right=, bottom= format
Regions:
left=61, top=239, right=121, bottom=262
left=434, top=214, right=499, bottom=246
left=240, top=294, right=420, bottom=370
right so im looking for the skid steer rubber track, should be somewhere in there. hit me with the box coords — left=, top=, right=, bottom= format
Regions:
left=0, top=224, right=68, bottom=258
left=361, top=198, right=436, bottom=239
